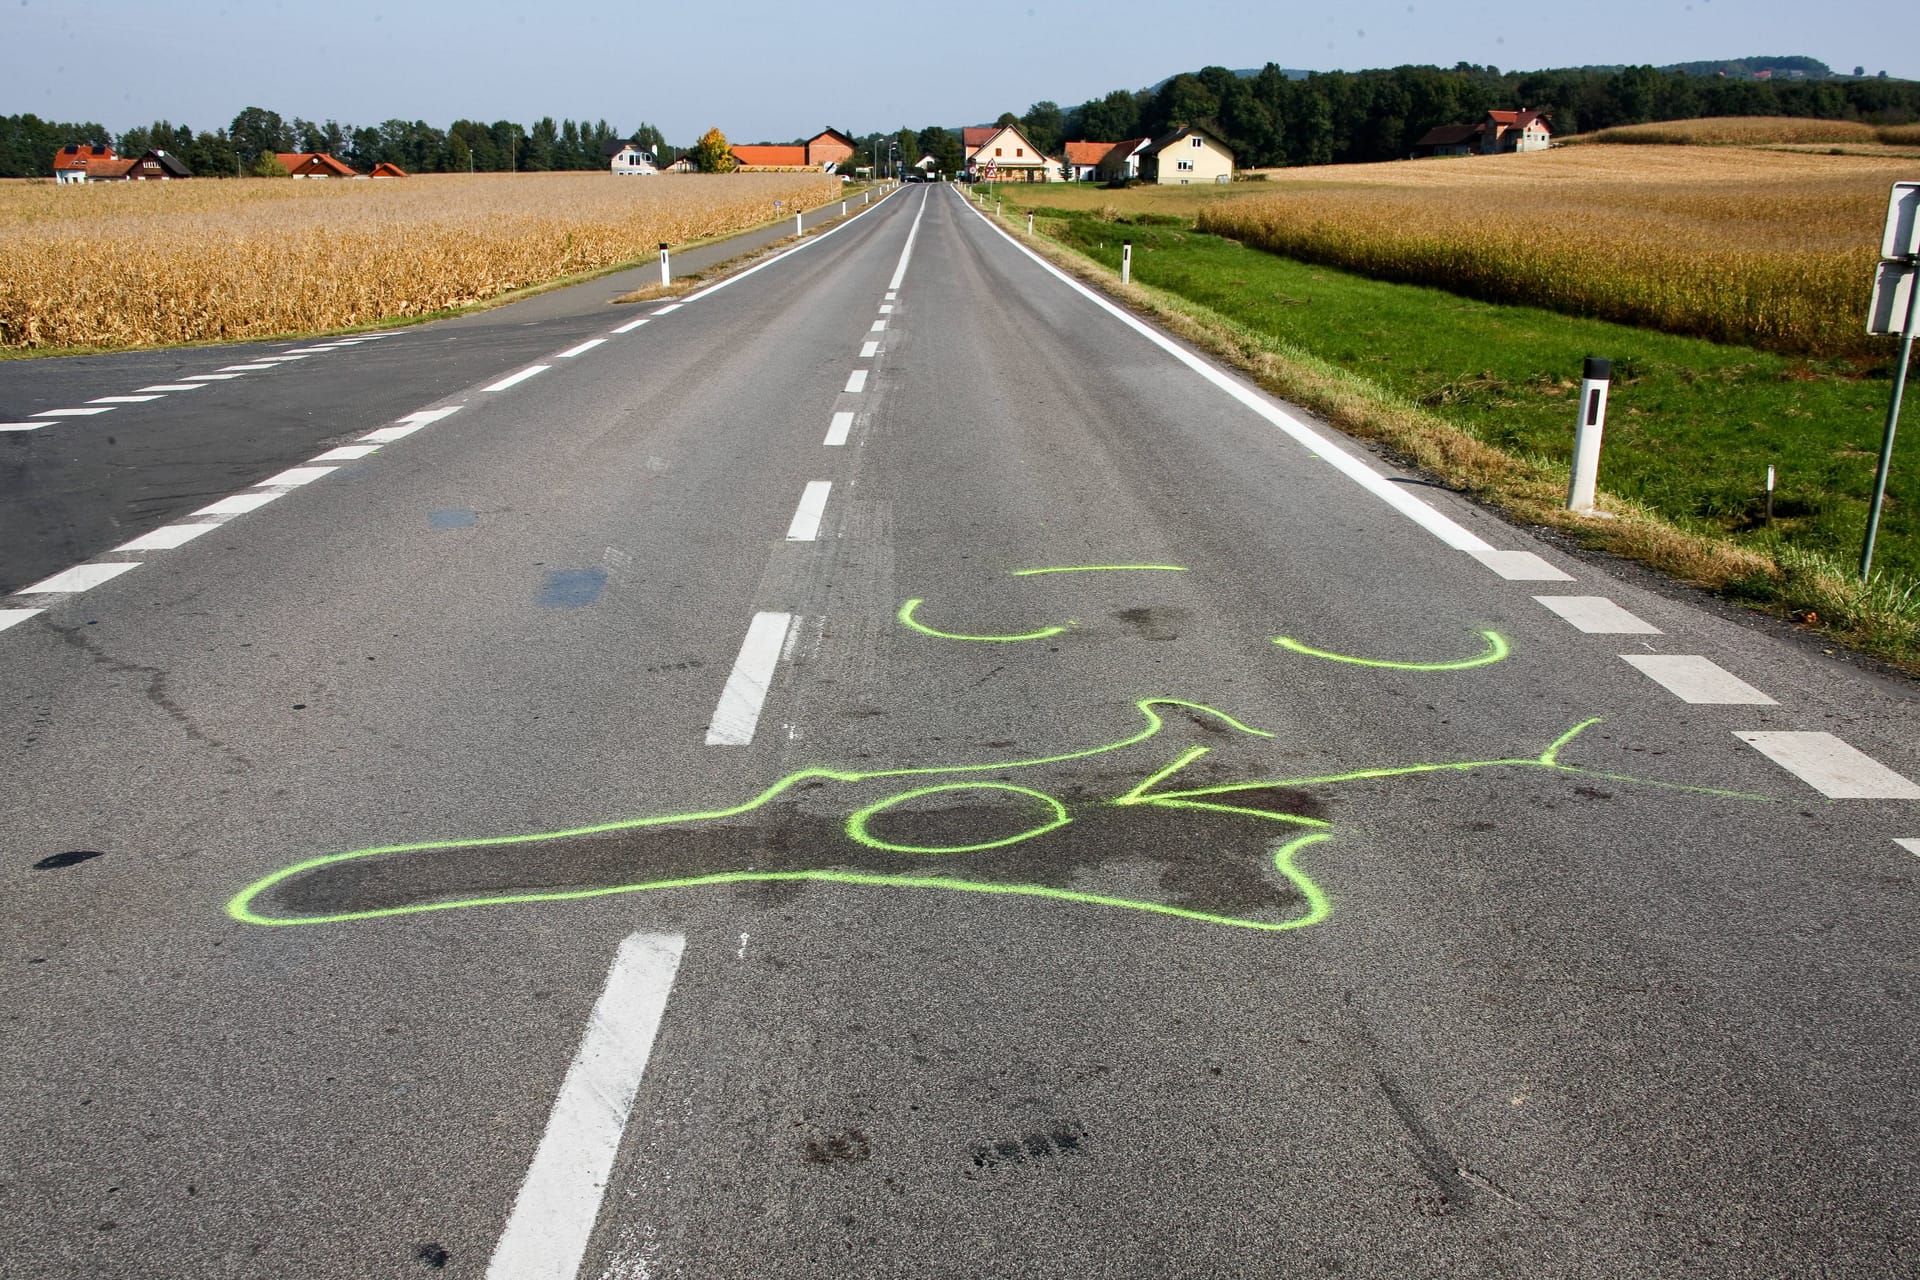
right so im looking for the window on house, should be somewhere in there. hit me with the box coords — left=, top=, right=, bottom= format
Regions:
left=995, top=148, right=1002, bottom=156
left=1191, top=136, right=1203, bottom=147
left=1177, top=160, right=1192, bottom=171
left=1016, top=148, right=1024, bottom=157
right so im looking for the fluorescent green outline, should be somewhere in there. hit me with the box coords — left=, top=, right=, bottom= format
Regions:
left=845, top=783, right=1070, bottom=854
left=896, top=598, right=1068, bottom=643
left=1272, top=629, right=1511, bottom=671
left=1010, top=565, right=1189, bottom=576
left=226, top=699, right=1770, bottom=932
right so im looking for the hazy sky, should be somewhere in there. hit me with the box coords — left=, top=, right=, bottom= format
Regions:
left=5, top=0, right=1912, bottom=143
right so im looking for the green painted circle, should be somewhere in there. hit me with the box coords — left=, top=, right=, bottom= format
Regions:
left=845, top=783, right=1071, bottom=855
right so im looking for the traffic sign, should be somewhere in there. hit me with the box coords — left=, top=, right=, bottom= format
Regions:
left=1882, top=181, right=1920, bottom=259
left=1869, top=258, right=1915, bottom=337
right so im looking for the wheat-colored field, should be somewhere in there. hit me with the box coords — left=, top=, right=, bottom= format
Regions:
left=1191, top=145, right=1914, bottom=354
left=0, top=171, right=842, bottom=352
left=1574, top=116, right=1902, bottom=146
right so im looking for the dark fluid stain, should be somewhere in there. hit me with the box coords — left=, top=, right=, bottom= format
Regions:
left=1112, top=606, right=1187, bottom=642
left=971, top=1125, right=1089, bottom=1169
left=427, top=509, right=476, bottom=530
left=538, top=568, right=607, bottom=609
left=269, top=783, right=1328, bottom=921
left=34, top=851, right=103, bottom=871
left=802, top=1129, right=871, bottom=1165
left=1573, top=786, right=1614, bottom=800
left=414, top=1242, right=449, bottom=1269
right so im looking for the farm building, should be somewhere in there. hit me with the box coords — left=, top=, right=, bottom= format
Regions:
left=1062, top=137, right=1151, bottom=183
left=805, top=128, right=856, bottom=169
left=1139, top=127, right=1234, bottom=185
left=608, top=143, right=658, bottom=175
left=730, top=144, right=810, bottom=169
left=84, top=150, right=193, bottom=181
left=52, top=144, right=115, bottom=184
left=368, top=162, right=408, bottom=178
left=1411, top=109, right=1552, bottom=158
left=274, top=152, right=358, bottom=178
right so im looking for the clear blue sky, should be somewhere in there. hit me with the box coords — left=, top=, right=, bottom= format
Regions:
left=5, top=0, right=1913, bottom=143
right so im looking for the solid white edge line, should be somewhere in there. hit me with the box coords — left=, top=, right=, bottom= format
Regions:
left=486, top=931, right=686, bottom=1280
left=706, top=612, right=794, bottom=746
left=611, top=316, right=651, bottom=334
left=33, top=407, right=115, bottom=417
left=1734, top=731, right=1920, bottom=800
left=1621, top=654, right=1776, bottom=705
left=680, top=185, right=906, bottom=304
left=824, top=411, right=855, bottom=447
left=949, top=186, right=1495, bottom=554
left=887, top=190, right=927, bottom=291
left=845, top=370, right=868, bottom=394
left=113, top=523, right=221, bottom=552
left=0, top=608, right=44, bottom=633
left=484, top=366, right=550, bottom=393
left=1532, top=595, right=1661, bottom=634
left=18, top=562, right=140, bottom=594
left=555, top=338, right=608, bottom=359
left=785, top=480, right=832, bottom=541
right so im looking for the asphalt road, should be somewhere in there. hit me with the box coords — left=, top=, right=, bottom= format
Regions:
left=4, top=182, right=1920, bottom=1279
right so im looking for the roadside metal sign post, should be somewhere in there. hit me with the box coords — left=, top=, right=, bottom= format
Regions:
left=1566, top=357, right=1613, bottom=515
left=1861, top=181, right=1920, bottom=579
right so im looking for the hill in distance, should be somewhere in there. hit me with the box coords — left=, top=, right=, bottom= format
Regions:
left=1174, top=55, right=1861, bottom=83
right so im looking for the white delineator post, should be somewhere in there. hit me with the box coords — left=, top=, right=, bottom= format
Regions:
left=1026, top=212, right=1034, bottom=234
left=1567, top=356, right=1613, bottom=515
left=841, top=200, right=847, bottom=216
left=794, top=212, right=803, bottom=236
left=1121, top=241, right=1132, bottom=286
left=658, top=242, right=670, bottom=286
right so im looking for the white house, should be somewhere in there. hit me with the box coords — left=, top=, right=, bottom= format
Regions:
left=964, top=124, right=1060, bottom=181
left=610, top=144, right=658, bottom=175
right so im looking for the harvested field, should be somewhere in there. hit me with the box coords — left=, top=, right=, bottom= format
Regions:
left=0, top=171, right=842, bottom=352
left=1576, top=116, right=1908, bottom=146
left=1191, top=145, right=1911, bottom=355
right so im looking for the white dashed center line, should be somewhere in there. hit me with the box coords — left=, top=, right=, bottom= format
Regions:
left=88, top=395, right=163, bottom=404
left=611, top=316, right=651, bottom=334
left=18, top=562, right=139, bottom=594
left=219, top=364, right=277, bottom=372
left=824, top=411, right=854, bottom=447
left=0, top=608, right=44, bottom=633
left=182, top=373, right=244, bottom=381
left=135, top=384, right=203, bottom=392
left=1, top=423, right=45, bottom=432
left=652, top=303, right=682, bottom=316
left=707, top=612, right=795, bottom=746
left=785, top=481, right=832, bottom=541
left=312, top=445, right=381, bottom=462
left=483, top=366, right=550, bottom=393
left=34, top=407, right=114, bottom=417
left=193, top=492, right=283, bottom=516
left=871, top=320, right=886, bottom=332
left=114, top=524, right=221, bottom=552
left=860, top=341, right=879, bottom=358
left=1735, top=732, right=1920, bottom=799
left=845, top=370, right=868, bottom=394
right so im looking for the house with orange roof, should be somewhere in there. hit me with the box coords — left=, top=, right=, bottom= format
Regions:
left=730, top=143, right=810, bottom=169
left=1062, top=137, right=1151, bottom=183
left=52, top=143, right=115, bottom=184
left=805, top=128, right=856, bottom=169
left=275, top=152, right=359, bottom=178
left=84, top=150, right=193, bottom=181
left=369, top=162, right=409, bottom=178
left=964, top=124, right=1059, bottom=182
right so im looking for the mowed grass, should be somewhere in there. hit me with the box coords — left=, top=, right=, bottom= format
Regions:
left=0, top=171, right=843, bottom=353
left=983, top=182, right=1920, bottom=659
left=1187, top=146, right=1909, bottom=356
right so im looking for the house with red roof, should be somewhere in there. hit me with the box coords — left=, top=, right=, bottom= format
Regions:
left=964, top=124, right=1059, bottom=182
left=805, top=128, right=856, bottom=169
left=1062, top=137, right=1152, bottom=183
left=369, top=162, right=409, bottom=178
left=52, top=143, right=115, bottom=184
left=84, top=150, right=193, bottom=181
left=275, top=152, right=359, bottom=178
left=1412, top=109, right=1551, bottom=159
left=730, top=144, right=810, bottom=169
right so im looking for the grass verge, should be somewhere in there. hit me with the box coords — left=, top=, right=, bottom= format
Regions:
left=972, top=189, right=1920, bottom=671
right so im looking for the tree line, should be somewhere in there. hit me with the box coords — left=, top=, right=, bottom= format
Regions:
left=996, top=62, right=1920, bottom=168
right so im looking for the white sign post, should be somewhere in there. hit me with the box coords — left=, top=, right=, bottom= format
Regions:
left=1861, top=182, right=1920, bottom=579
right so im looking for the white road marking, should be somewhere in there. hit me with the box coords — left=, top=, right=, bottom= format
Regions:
left=888, top=194, right=926, bottom=291
left=257, top=355, right=310, bottom=362
left=870, top=319, right=886, bottom=332
left=136, top=384, right=204, bottom=392
left=824, top=411, right=854, bottom=447
left=652, top=304, right=682, bottom=316
left=611, top=316, right=651, bottom=334
left=1468, top=549, right=1574, bottom=581
left=484, top=366, right=550, bottom=392
left=682, top=186, right=903, bottom=305
left=88, top=395, right=163, bottom=404
left=1622, top=655, right=1776, bottom=705
left=113, top=523, right=221, bottom=552
left=556, top=338, right=607, bottom=358
left=33, top=407, right=114, bottom=417
left=193, top=491, right=283, bottom=516
left=283, top=347, right=340, bottom=355
left=397, top=407, right=463, bottom=426
left=259, top=465, right=337, bottom=488
left=0, top=423, right=46, bottom=432
left=737, top=932, right=750, bottom=959
left=886, top=291, right=897, bottom=301
left=0, top=608, right=44, bottom=632
left=182, top=373, right=244, bottom=381
left=860, top=341, right=879, bottom=358
left=311, top=445, right=381, bottom=461
left=361, top=423, right=428, bottom=443
left=879, top=304, right=894, bottom=314
left=1735, top=732, right=1920, bottom=799
left=1896, top=838, right=1920, bottom=857
left=219, top=364, right=278, bottom=372
left=706, top=612, right=794, bottom=746
left=845, top=370, right=868, bottom=393
left=18, top=562, right=139, bottom=594
left=486, top=932, right=685, bottom=1280
left=954, top=188, right=1501, bottom=556
left=1533, top=596, right=1661, bottom=634
left=785, top=481, right=832, bottom=541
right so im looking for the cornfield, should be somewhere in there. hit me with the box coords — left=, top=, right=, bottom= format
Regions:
left=1196, top=145, right=1913, bottom=356
left=1577, top=116, right=1911, bottom=147
left=0, top=171, right=842, bottom=351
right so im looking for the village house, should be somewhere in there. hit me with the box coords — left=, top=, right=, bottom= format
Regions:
left=1062, top=137, right=1151, bottom=183
left=1411, top=108, right=1552, bottom=159
left=84, top=149, right=193, bottom=181
left=52, top=143, right=115, bottom=184
left=1139, top=126, right=1233, bottom=185
left=274, top=152, right=358, bottom=178
left=728, top=128, right=857, bottom=172
left=805, top=128, right=856, bottom=169
left=963, top=123, right=1059, bottom=181
left=368, top=162, right=408, bottom=178
left=607, top=141, right=657, bottom=175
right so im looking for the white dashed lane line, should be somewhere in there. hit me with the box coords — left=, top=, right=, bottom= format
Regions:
left=652, top=304, right=683, bottom=316
left=1, top=423, right=45, bottom=433
left=860, top=341, right=879, bottom=358
left=219, top=364, right=279, bottom=372
left=0, top=608, right=44, bottom=633
left=135, top=384, right=204, bottom=392
left=824, top=412, right=854, bottom=447
left=312, top=444, right=381, bottom=461
left=361, top=407, right=461, bottom=442
left=194, top=491, right=283, bottom=516
left=555, top=338, right=607, bottom=359
left=1735, top=732, right=1920, bottom=800
left=785, top=482, right=832, bottom=542
left=871, top=320, right=886, bottom=332
left=33, top=407, right=114, bottom=418
left=1534, top=595, right=1661, bottom=634
left=181, top=373, right=245, bottom=381
left=845, top=370, right=868, bottom=394
left=1621, top=654, right=1777, bottom=705
left=113, top=523, right=221, bottom=552
left=483, top=366, right=550, bottom=393
left=610, top=316, right=651, bottom=334
left=18, top=562, right=140, bottom=594
left=88, top=395, right=163, bottom=404
left=1896, top=839, right=1920, bottom=856
left=258, top=466, right=337, bottom=488
left=707, top=612, right=795, bottom=746
left=1468, top=549, right=1573, bottom=581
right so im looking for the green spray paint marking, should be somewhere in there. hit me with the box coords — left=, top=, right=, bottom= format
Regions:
left=227, top=699, right=1767, bottom=932
left=897, top=565, right=1188, bottom=642
left=1272, top=629, right=1510, bottom=671
left=1010, top=565, right=1189, bottom=576
left=897, top=598, right=1069, bottom=643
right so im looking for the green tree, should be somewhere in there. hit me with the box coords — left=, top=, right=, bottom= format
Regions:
left=188, top=127, right=239, bottom=178
left=1077, top=89, right=1144, bottom=141
left=249, top=151, right=290, bottom=178
left=1021, top=100, right=1064, bottom=154
left=692, top=126, right=736, bottom=172
left=229, top=106, right=291, bottom=164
